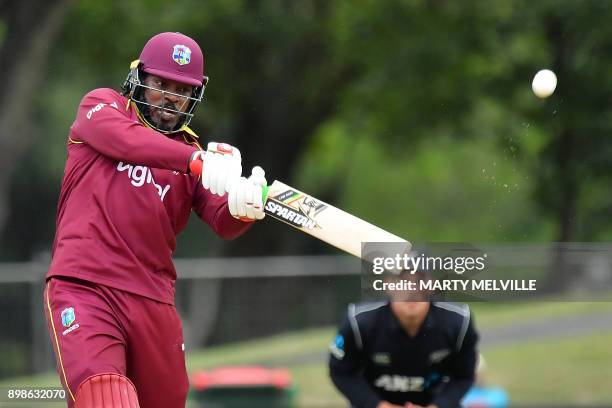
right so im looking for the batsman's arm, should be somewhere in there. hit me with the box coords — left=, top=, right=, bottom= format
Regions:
left=193, top=183, right=254, bottom=240
left=70, top=89, right=196, bottom=172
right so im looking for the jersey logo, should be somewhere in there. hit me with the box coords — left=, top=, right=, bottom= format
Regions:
left=172, top=44, right=191, bottom=65
left=61, top=307, right=75, bottom=327
left=86, top=103, right=106, bottom=119
left=374, top=375, right=425, bottom=392
left=86, top=101, right=118, bottom=119
left=60, top=307, right=80, bottom=336
left=429, top=349, right=450, bottom=363
left=117, top=162, right=171, bottom=201
left=329, top=334, right=345, bottom=359
left=372, top=353, right=391, bottom=365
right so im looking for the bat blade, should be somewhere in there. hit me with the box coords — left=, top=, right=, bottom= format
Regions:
left=262, top=180, right=410, bottom=258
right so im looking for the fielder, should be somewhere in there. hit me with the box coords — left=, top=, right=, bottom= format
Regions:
left=44, top=32, right=265, bottom=407
left=329, top=300, right=479, bottom=408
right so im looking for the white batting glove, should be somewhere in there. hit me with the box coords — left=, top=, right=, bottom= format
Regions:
left=248, top=166, right=267, bottom=188
left=201, top=142, right=242, bottom=197
left=228, top=166, right=267, bottom=221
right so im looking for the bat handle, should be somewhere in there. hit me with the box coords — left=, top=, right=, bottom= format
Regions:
left=251, top=166, right=269, bottom=201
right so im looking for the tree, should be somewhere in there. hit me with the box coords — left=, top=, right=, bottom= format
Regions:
left=0, top=0, right=72, bottom=236
left=311, top=0, right=612, bottom=243
left=1, top=0, right=356, bottom=258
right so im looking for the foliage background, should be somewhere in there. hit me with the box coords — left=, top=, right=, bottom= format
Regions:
left=1, top=0, right=610, bottom=260
left=0, top=0, right=610, bottom=405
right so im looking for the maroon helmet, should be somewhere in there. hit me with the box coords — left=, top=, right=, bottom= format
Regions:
left=140, top=32, right=205, bottom=87
left=122, top=32, right=209, bottom=133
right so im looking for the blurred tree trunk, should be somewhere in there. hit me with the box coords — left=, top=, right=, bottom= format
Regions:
left=545, top=14, right=577, bottom=292
left=211, top=2, right=354, bottom=256
left=0, top=0, right=72, bottom=234
left=228, top=75, right=347, bottom=256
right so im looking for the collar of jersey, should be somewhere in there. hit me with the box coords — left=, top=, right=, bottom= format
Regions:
left=130, top=101, right=199, bottom=138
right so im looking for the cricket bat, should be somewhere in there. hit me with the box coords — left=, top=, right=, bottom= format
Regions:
left=262, top=180, right=410, bottom=259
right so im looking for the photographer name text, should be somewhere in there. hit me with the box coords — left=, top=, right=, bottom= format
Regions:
left=373, top=279, right=537, bottom=292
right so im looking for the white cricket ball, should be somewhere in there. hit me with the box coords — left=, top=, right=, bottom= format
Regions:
left=532, top=69, right=557, bottom=98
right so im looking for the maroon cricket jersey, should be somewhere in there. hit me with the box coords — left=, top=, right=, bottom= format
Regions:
left=47, top=88, right=252, bottom=304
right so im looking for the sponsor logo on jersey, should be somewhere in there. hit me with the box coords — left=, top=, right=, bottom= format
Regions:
left=172, top=44, right=191, bottom=65
left=264, top=200, right=316, bottom=229
left=374, top=375, right=425, bottom=392
left=86, top=103, right=106, bottom=119
left=373, top=353, right=391, bottom=365
left=329, top=334, right=345, bottom=359
left=429, top=349, right=450, bottom=363
left=117, top=162, right=171, bottom=201
left=85, top=101, right=118, bottom=119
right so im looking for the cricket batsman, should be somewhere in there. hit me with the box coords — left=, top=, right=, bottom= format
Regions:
left=44, top=32, right=265, bottom=407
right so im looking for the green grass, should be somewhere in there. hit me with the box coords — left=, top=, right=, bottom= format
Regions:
left=186, top=302, right=612, bottom=407
left=3, top=301, right=612, bottom=406
left=470, top=300, right=612, bottom=329
left=185, top=301, right=612, bottom=371
left=186, top=327, right=334, bottom=370
left=289, top=363, right=344, bottom=407
left=485, top=332, right=612, bottom=404
left=285, top=331, right=612, bottom=407
left=0, top=372, right=61, bottom=388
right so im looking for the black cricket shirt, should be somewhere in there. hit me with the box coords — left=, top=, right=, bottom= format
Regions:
left=329, top=301, right=479, bottom=408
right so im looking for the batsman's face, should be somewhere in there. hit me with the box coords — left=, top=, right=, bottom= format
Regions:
left=143, top=75, right=193, bottom=131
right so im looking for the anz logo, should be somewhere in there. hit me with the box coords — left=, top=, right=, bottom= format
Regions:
left=374, top=375, right=425, bottom=392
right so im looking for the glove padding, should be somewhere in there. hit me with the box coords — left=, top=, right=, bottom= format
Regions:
left=228, top=166, right=267, bottom=221
left=201, top=142, right=242, bottom=197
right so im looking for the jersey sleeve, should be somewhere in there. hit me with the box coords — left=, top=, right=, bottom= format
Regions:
left=192, top=183, right=254, bottom=240
left=70, top=88, right=197, bottom=172
left=432, top=308, right=479, bottom=408
left=328, top=310, right=382, bottom=408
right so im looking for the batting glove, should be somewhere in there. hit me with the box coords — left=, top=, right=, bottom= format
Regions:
left=228, top=166, right=267, bottom=221
left=190, top=142, right=242, bottom=197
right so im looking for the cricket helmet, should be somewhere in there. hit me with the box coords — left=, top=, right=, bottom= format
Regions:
left=122, top=32, right=209, bottom=133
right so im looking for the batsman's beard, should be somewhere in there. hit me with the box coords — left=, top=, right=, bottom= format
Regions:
left=137, top=100, right=183, bottom=132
